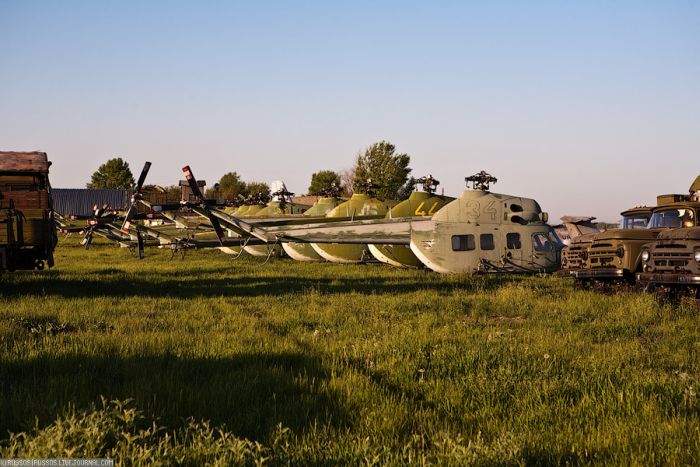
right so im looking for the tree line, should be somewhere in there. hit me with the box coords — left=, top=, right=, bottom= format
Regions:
left=86, top=141, right=414, bottom=201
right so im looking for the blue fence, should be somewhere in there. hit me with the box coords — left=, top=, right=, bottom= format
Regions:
left=52, top=188, right=134, bottom=217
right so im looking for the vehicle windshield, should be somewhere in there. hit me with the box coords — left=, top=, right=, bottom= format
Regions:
left=648, top=208, right=696, bottom=228
left=621, top=214, right=650, bottom=229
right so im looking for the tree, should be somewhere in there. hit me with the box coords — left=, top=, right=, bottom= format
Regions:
left=396, top=178, right=417, bottom=200
left=87, top=158, right=135, bottom=189
left=160, top=185, right=182, bottom=202
left=217, top=172, right=247, bottom=200
left=141, top=184, right=182, bottom=203
left=352, top=141, right=412, bottom=200
left=308, top=170, right=341, bottom=195
left=244, top=181, right=271, bottom=199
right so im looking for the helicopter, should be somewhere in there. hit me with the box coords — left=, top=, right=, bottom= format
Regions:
left=176, top=167, right=562, bottom=274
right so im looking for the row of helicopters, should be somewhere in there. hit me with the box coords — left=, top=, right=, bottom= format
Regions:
left=61, top=163, right=563, bottom=275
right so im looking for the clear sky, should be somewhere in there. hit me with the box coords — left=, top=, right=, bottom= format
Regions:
left=1, top=1, right=698, bottom=222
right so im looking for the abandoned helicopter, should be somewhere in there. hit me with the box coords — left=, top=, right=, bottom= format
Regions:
left=176, top=167, right=562, bottom=274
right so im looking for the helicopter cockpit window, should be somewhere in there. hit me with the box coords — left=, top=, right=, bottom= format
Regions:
left=451, top=235, right=475, bottom=251
left=533, top=233, right=555, bottom=252
left=480, top=234, right=495, bottom=250
left=648, top=209, right=696, bottom=228
left=506, top=233, right=521, bottom=249
left=621, top=214, right=650, bottom=229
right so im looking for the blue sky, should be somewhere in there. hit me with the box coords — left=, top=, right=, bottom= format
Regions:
left=1, top=1, right=698, bottom=221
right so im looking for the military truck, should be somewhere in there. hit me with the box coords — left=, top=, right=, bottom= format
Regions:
left=636, top=227, right=700, bottom=304
left=557, top=216, right=599, bottom=275
left=635, top=176, right=700, bottom=303
left=0, top=151, right=57, bottom=271
left=559, top=207, right=650, bottom=278
left=573, top=192, right=698, bottom=287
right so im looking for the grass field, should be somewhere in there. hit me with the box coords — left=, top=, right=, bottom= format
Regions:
left=1, top=240, right=699, bottom=465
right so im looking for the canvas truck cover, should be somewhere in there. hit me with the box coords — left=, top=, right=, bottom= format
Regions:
left=0, top=151, right=50, bottom=173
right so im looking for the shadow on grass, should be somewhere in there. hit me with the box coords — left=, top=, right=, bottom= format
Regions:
left=0, top=273, right=522, bottom=299
left=0, top=351, right=348, bottom=442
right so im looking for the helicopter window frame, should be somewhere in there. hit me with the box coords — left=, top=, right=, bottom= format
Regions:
left=533, top=233, right=555, bottom=252
left=480, top=233, right=495, bottom=251
left=451, top=234, right=475, bottom=251
left=506, top=232, right=521, bottom=250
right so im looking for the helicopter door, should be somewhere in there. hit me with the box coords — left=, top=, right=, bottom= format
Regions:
left=450, top=234, right=476, bottom=270
left=505, top=232, right=523, bottom=266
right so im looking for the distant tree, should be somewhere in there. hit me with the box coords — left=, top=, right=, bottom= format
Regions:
left=161, top=184, right=182, bottom=202
left=218, top=172, right=247, bottom=200
left=352, top=141, right=411, bottom=200
left=308, top=170, right=341, bottom=195
left=396, top=178, right=417, bottom=200
left=204, top=186, right=218, bottom=199
left=87, top=157, right=135, bottom=189
left=245, top=181, right=270, bottom=199
left=141, top=184, right=184, bottom=203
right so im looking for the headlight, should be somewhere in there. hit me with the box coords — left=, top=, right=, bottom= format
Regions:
left=616, top=247, right=625, bottom=258
left=641, top=250, right=650, bottom=262
left=580, top=251, right=588, bottom=260
left=695, top=250, right=700, bottom=263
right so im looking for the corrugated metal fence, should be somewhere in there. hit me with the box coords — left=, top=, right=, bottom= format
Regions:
left=52, top=188, right=134, bottom=217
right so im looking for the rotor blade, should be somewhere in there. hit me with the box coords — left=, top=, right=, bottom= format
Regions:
left=121, top=161, right=151, bottom=231
left=81, top=227, right=94, bottom=248
left=182, top=164, right=224, bottom=242
left=189, top=205, right=227, bottom=245
left=136, top=230, right=145, bottom=260
left=136, top=161, right=152, bottom=191
left=207, top=213, right=226, bottom=245
left=121, top=206, right=137, bottom=231
left=182, top=165, right=204, bottom=199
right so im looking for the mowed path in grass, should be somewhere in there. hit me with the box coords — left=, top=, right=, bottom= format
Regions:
left=1, top=241, right=699, bottom=464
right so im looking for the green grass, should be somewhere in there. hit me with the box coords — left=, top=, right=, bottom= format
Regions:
left=1, top=240, right=699, bottom=465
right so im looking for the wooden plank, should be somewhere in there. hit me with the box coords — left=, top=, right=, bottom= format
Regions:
left=0, top=152, right=50, bottom=173
left=0, top=191, right=49, bottom=209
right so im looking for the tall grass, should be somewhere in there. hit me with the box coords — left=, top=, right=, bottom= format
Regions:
left=1, top=240, right=699, bottom=464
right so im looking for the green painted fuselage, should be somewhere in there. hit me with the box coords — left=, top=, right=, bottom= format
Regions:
left=311, top=194, right=391, bottom=263
left=282, top=197, right=341, bottom=261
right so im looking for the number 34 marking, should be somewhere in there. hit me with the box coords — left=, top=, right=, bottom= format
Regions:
left=465, top=200, right=497, bottom=220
